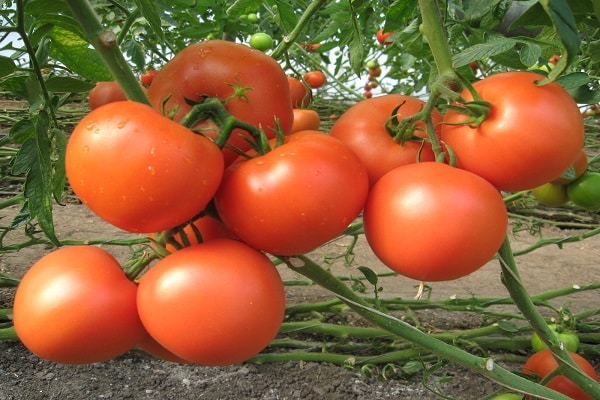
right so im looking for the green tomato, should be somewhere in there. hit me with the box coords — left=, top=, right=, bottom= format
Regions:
left=531, top=182, right=569, bottom=207
left=366, top=59, right=380, bottom=69
left=249, top=32, right=274, bottom=52
left=247, top=13, right=259, bottom=23
left=490, top=394, right=523, bottom=400
left=567, top=172, right=600, bottom=210
left=531, top=325, right=580, bottom=352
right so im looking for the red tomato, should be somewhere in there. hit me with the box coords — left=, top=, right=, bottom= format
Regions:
left=140, top=69, right=157, bottom=86
left=523, top=349, right=598, bottom=400
left=290, top=108, right=320, bottom=133
left=147, top=40, right=294, bottom=165
left=214, top=131, right=369, bottom=255
left=88, top=81, right=126, bottom=110
left=288, top=76, right=312, bottom=108
left=303, top=70, right=326, bottom=89
left=552, top=149, right=588, bottom=184
left=376, top=28, right=394, bottom=45
left=13, top=246, right=144, bottom=364
left=329, top=94, right=441, bottom=187
left=137, top=330, right=191, bottom=364
left=137, top=239, right=285, bottom=366
left=441, top=71, right=585, bottom=191
left=66, top=101, right=224, bottom=233
left=363, top=162, right=508, bottom=282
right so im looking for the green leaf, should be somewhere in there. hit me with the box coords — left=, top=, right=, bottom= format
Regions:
left=384, top=1, right=417, bottom=32
left=497, top=320, right=519, bottom=333
left=556, top=71, right=590, bottom=90
left=45, top=76, right=95, bottom=93
left=226, top=0, right=262, bottom=15
left=134, top=0, right=165, bottom=41
left=357, top=266, right=378, bottom=286
left=25, top=0, right=70, bottom=15
left=52, top=129, right=68, bottom=203
left=0, top=56, right=16, bottom=79
left=270, top=0, right=298, bottom=34
left=519, top=42, right=542, bottom=66
left=47, top=26, right=113, bottom=82
left=452, top=36, right=517, bottom=67
left=0, top=74, right=43, bottom=110
left=8, top=119, right=35, bottom=146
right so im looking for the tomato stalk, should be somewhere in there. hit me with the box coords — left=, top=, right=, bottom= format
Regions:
left=0, top=326, right=17, bottom=340
left=64, top=0, right=150, bottom=105
left=283, top=255, right=573, bottom=399
left=498, top=236, right=600, bottom=399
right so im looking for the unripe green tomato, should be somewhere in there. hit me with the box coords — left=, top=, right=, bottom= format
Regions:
left=249, top=33, right=274, bottom=52
left=567, top=172, right=600, bottom=210
left=366, top=59, right=379, bottom=69
left=490, top=394, right=523, bottom=400
left=247, top=13, right=259, bottom=23
left=531, top=182, right=569, bottom=207
left=531, top=325, right=580, bottom=352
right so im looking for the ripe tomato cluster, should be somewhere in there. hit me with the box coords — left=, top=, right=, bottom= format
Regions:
left=11, top=39, right=592, bottom=374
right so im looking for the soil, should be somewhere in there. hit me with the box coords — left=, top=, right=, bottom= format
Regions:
left=0, top=203, right=599, bottom=400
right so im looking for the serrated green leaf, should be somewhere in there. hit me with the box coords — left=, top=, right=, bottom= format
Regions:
left=357, top=266, right=378, bottom=286
left=226, top=0, right=262, bottom=15
left=0, top=56, right=16, bottom=79
left=52, top=129, right=68, bottom=203
left=48, top=26, right=112, bottom=82
left=497, top=320, right=519, bottom=333
left=45, top=76, right=95, bottom=93
left=25, top=0, right=70, bottom=15
left=384, top=1, right=417, bottom=32
left=453, top=37, right=517, bottom=67
left=134, top=0, right=165, bottom=41
left=0, top=74, right=43, bottom=108
left=271, top=0, right=298, bottom=34
left=557, top=71, right=590, bottom=90
left=519, top=42, right=542, bottom=66
left=8, top=119, right=35, bottom=146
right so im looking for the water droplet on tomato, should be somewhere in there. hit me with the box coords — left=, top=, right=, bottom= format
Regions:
left=85, top=121, right=96, bottom=130
left=83, top=145, right=90, bottom=153
left=117, top=120, right=127, bottom=129
left=147, top=166, right=156, bottom=175
left=150, top=147, right=156, bottom=156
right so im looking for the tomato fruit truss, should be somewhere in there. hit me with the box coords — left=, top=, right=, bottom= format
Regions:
left=13, top=246, right=144, bottom=364
left=147, top=40, right=293, bottom=165
left=66, top=101, right=224, bottom=233
left=523, top=349, right=598, bottom=400
left=329, top=94, right=442, bottom=187
left=441, top=71, right=584, bottom=192
left=137, top=239, right=285, bottom=366
left=363, top=162, right=508, bottom=282
left=214, top=131, right=369, bottom=256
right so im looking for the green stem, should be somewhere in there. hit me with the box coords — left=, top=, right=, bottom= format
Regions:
left=0, top=326, right=17, bottom=340
left=283, top=255, right=572, bottom=399
left=0, top=273, right=20, bottom=288
left=498, top=236, right=600, bottom=399
left=64, top=0, right=149, bottom=105
left=270, top=0, right=328, bottom=60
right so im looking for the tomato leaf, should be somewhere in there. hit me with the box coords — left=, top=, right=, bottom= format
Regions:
left=134, top=0, right=165, bottom=41
left=52, top=128, right=68, bottom=204
left=452, top=36, right=517, bottom=68
left=45, top=76, right=95, bottom=93
left=0, top=56, right=17, bottom=79
left=383, top=1, right=417, bottom=32
left=47, top=26, right=112, bottom=82
left=268, top=0, right=298, bottom=34
left=518, top=42, right=542, bottom=67
left=357, top=266, right=378, bottom=286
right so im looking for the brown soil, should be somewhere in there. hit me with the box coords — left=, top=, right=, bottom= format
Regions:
left=0, top=203, right=599, bottom=400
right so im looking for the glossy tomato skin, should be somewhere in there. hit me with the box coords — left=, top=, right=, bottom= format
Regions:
left=13, top=246, right=144, bottom=364
left=290, top=108, right=320, bottom=133
left=523, top=349, right=598, bottom=400
left=66, top=101, right=224, bottom=233
left=147, top=40, right=293, bottom=165
left=441, top=72, right=584, bottom=192
left=137, top=239, right=285, bottom=366
left=214, top=131, right=369, bottom=255
left=364, top=162, right=508, bottom=282
left=329, top=94, right=441, bottom=187
left=303, top=70, right=326, bottom=89
left=88, top=81, right=126, bottom=110
left=552, top=149, right=588, bottom=184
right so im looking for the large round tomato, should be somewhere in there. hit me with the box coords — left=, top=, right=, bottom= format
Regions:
left=13, top=246, right=144, bottom=364
left=136, top=239, right=285, bottom=366
left=441, top=71, right=584, bottom=192
left=329, top=94, right=441, bottom=187
left=214, top=131, right=369, bottom=255
left=523, top=349, right=598, bottom=400
left=66, top=101, right=224, bottom=233
left=88, top=81, right=126, bottom=110
left=290, top=108, right=320, bottom=133
left=363, top=162, right=508, bottom=282
left=147, top=40, right=293, bottom=165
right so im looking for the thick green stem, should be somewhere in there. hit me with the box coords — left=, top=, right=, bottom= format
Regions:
left=498, top=236, right=600, bottom=399
left=283, top=255, right=572, bottom=399
left=64, top=0, right=149, bottom=105
left=270, top=0, right=328, bottom=60
left=0, top=326, right=17, bottom=340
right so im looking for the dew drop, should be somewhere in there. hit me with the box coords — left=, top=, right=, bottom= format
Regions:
left=117, top=120, right=127, bottom=129
left=83, top=145, right=90, bottom=153
left=85, top=122, right=97, bottom=130
left=150, top=147, right=156, bottom=156
left=147, top=166, right=156, bottom=176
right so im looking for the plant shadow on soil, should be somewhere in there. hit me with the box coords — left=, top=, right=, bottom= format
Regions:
left=0, top=203, right=599, bottom=400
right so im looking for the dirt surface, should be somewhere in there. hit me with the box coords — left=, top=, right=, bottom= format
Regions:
left=0, top=203, right=599, bottom=400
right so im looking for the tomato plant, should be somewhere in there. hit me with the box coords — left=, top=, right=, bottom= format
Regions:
left=136, top=239, right=285, bottom=365
left=441, top=71, right=585, bottom=192
left=65, top=101, right=224, bottom=233
left=531, top=182, right=569, bottom=207
left=147, top=40, right=293, bottom=165
left=88, top=81, right=126, bottom=110
left=290, top=108, right=320, bottom=133
left=566, top=172, right=600, bottom=211
left=363, top=162, right=508, bottom=282
left=523, top=350, right=598, bottom=400
left=531, top=325, right=580, bottom=353
left=303, top=70, right=326, bottom=89
left=214, top=131, right=369, bottom=255
left=13, top=246, right=144, bottom=364
left=329, top=94, right=441, bottom=187
left=288, top=76, right=312, bottom=108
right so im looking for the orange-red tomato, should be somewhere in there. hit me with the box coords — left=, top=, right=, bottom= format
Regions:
left=137, top=330, right=191, bottom=364
left=441, top=72, right=585, bottom=191
left=288, top=76, right=312, bottom=108
left=291, top=109, right=320, bottom=133
left=552, top=149, right=588, bottom=184
left=303, top=70, right=326, bottom=89
left=66, top=101, right=224, bottom=233
left=13, top=246, right=144, bottom=364
left=88, top=81, right=126, bottom=110
left=137, top=239, right=286, bottom=366
left=364, top=162, right=508, bottom=282
left=376, top=28, right=394, bottom=45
